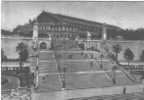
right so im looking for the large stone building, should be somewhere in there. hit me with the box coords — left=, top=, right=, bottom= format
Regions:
left=28, top=11, right=144, bottom=91
left=2, top=11, right=144, bottom=92
left=7, top=11, right=143, bottom=61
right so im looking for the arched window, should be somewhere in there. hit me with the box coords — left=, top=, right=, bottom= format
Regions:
left=51, top=25, right=54, bottom=31
left=66, top=26, right=68, bottom=31
left=62, top=25, right=65, bottom=31
left=40, top=42, right=47, bottom=49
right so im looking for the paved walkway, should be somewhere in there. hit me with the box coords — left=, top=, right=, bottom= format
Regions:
left=39, top=70, right=121, bottom=76
left=32, top=84, right=144, bottom=100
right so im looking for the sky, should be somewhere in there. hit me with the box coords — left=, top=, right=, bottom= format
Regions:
left=2, top=1, right=144, bottom=31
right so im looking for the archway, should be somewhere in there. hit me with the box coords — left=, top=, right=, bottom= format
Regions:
left=40, top=42, right=47, bottom=49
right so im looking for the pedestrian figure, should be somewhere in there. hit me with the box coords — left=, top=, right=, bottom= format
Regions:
left=112, top=78, right=116, bottom=84
left=123, top=87, right=126, bottom=95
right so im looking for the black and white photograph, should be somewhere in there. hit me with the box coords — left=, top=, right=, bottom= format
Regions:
left=1, top=1, right=144, bottom=100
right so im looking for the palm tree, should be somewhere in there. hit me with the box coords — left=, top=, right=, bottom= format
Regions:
left=16, top=42, right=29, bottom=67
left=112, top=44, right=122, bottom=63
left=124, top=48, right=134, bottom=66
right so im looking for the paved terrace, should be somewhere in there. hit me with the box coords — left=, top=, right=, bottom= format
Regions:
left=32, top=84, right=144, bottom=100
left=36, top=70, right=139, bottom=92
left=36, top=46, right=142, bottom=92
left=69, top=92, right=144, bottom=100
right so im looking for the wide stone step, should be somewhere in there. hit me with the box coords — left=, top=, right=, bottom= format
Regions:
left=38, top=62, right=58, bottom=73
left=115, top=72, right=135, bottom=85
left=39, top=52, right=54, bottom=60
left=38, top=74, right=62, bottom=91
left=65, top=72, right=135, bottom=90
left=65, top=73, right=113, bottom=89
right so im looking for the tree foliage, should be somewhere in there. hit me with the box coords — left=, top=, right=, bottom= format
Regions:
left=112, top=44, right=122, bottom=61
left=16, top=42, right=29, bottom=67
left=1, top=48, right=7, bottom=61
left=108, top=28, right=144, bottom=40
left=124, top=48, right=134, bottom=65
left=1, top=29, right=13, bottom=36
left=78, top=43, right=85, bottom=50
left=108, top=53, right=117, bottom=63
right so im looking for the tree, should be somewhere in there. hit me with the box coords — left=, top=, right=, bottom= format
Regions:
left=108, top=52, right=117, bottom=63
left=1, top=76, right=8, bottom=85
left=140, top=50, right=144, bottom=62
left=16, top=42, right=29, bottom=67
left=112, top=44, right=122, bottom=62
left=124, top=48, right=134, bottom=66
left=1, top=29, right=13, bottom=36
left=78, top=43, right=85, bottom=50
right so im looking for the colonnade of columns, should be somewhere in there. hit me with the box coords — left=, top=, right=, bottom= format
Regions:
left=39, top=23, right=103, bottom=36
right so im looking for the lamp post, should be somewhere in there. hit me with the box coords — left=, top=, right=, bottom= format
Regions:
left=100, top=54, right=104, bottom=69
left=62, top=67, right=66, bottom=90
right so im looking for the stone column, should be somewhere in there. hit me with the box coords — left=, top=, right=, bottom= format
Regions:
left=48, top=34, right=52, bottom=49
left=32, top=21, right=39, bottom=88
left=33, top=21, right=39, bottom=40
left=87, top=31, right=91, bottom=40
left=102, top=24, right=107, bottom=40
left=87, top=31, right=91, bottom=49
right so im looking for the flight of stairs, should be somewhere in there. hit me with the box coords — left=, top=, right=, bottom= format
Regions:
left=35, top=39, right=139, bottom=91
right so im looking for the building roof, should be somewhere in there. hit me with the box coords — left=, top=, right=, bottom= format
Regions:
left=37, top=11, right=122, bottom=30
left=10, top=11, right=122, bottom=38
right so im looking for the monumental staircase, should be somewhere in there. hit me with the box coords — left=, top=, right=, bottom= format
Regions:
left=33, top=39, right=142, bottom=92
